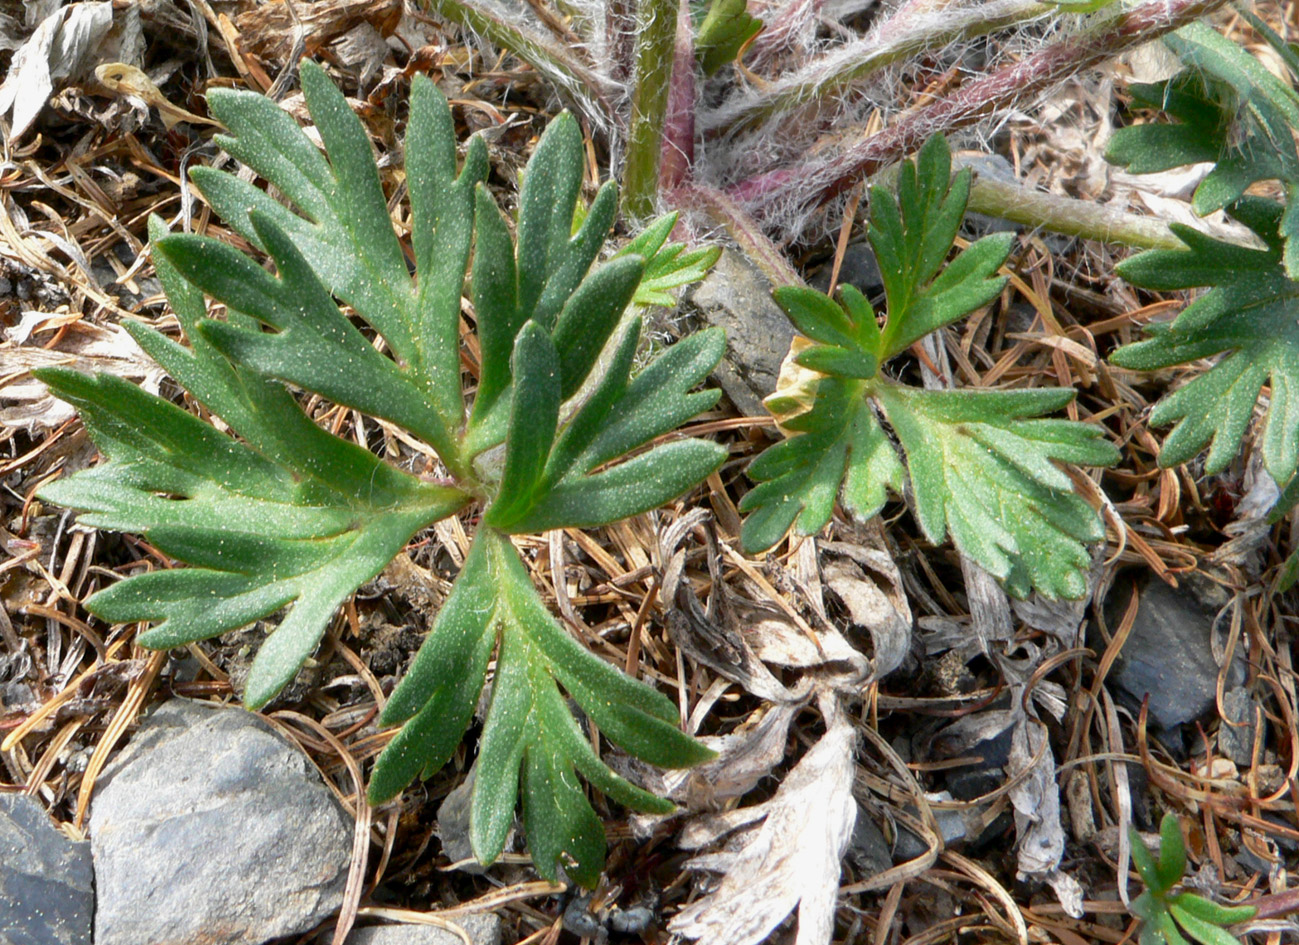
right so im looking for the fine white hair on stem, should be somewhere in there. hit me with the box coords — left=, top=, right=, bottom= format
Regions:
left=691, top=0, right=1081, bottom=243
left=701, top=0, right=1053, bottom=137
left=698, top=0, right=1226, bottom=241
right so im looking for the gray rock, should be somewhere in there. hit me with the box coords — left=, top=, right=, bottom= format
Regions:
left=342, top=915, right=501, bottom=945
left=1097, top=574, right=1246, bottom=733
left=685, top=248, right=797, bottom=417
left=892, top=792, right=967, bottom=862
left=436, top=772, right=487, bottom=874
left=0, top=794, right=94, bottom=945
left=1217, top=687, right=1259, bottom=766
left=89, top=699, right=352, bottom=945
left=810, top=242, right=884, bottom=299
left=846, top=804, right=891, bottom=875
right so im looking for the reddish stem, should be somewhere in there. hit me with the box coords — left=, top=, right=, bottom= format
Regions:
left=727, top=0, right=1231, bottom=218
left=659, top=0, right=697, bottom=193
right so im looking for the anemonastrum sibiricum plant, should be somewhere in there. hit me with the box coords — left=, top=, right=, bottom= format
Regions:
left=33, top=61, right=725, bottom=885
left=740, top=135, right=1121, bottom=599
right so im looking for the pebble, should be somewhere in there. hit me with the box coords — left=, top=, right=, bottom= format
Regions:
left=89, top=698, right=352, bottom=945
left=686, top=248, right=797, bottom=417
left=1095, top=574, right=1245, bottom=736
left=341, top=915, right=501, bottom=945
left=1217, top=687, right=1260, bottom=766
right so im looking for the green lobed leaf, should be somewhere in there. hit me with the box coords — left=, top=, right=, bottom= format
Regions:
left=464, top=120, right=628, bottom=452
left=617, top=212, right=723, bottom=308
left=742, top=135, right=1113, bottom=596
left=1112, top=201, right=1299, bottom=485
left=41, top=68, right=724, bottom=889
left=155, top=215, right=458, bottom=466
left=195, top=63, right=486, bottom=437
left=1107, top=21, right=1299, bottom=275
left=875, top=386, right=1118, bottom=599
left=371, top=529, right=713, bottom=884
left=869, top=135, right=1013, bottom=359
left=484, top=323, right=726, bottom=533
left=35, top=366, right=467, bottom=709
left=740, top=379, right=904, bottom=553
left=486, top=323, right=562, bottom=527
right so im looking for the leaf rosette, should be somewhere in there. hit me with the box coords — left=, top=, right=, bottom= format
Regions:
left=36, top=61, right=723, bottom=885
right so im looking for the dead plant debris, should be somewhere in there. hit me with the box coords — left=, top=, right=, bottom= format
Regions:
left=1, top=2, right=1297, bottom=944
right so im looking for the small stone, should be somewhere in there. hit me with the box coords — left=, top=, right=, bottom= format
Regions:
left=846, top=804, right=891, bottom=875
left=89, top=698, right=352, bottom=945
left=436, top=772, right=487, bottom=874
left=892, top=792, right=967, bottom=862
left=1217, top=687, right=1260, bottom=766
left=685, top=248, right=797, bottom=417
left=1095, top=574, right=1245, bottom=734
left=810, top=242, right=884, bottom=299
left=342, top=915, right=501, bottom=945
left=0, top=794, right=94, bottom=945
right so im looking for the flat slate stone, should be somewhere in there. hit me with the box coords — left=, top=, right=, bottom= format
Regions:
left=1098, top=574, right=1245, bottom=733
left=686, top=248, right=797, bottom=417
left=89, top=699, right=352, bottom=945
left=0, top=793, right=94, bottom=945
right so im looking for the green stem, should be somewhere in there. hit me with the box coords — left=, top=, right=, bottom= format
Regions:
left=623, top=0, right=679, bottom=219
left=964, top=174, right=1188, bottom=250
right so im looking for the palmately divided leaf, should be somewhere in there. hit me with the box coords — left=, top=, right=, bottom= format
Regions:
left=40, top=65, right=724, bottom=890
left=617, top=213, right=724, bottom=308
left=1106, top=21, right=1299, bottom=275
left=869, top=135, right=1013, bottom=359
left=371, top=529, right=714, bottom=884
left=194, top=63, right=486, bottom=438
left=464, top=116, right=635, bottom=450
left=742, top=134, right=1114, bottom=599
left=740, top=378, right=904, bottom=553
left=34, top=366, right=467, bottom=710
left=1112, top=201, right=1299, bottom=485
left=486, top=324, right=728, bottom=533
left=875, top=386, right=1118, bottom=599
left=155, top=214, right=460, bottom=467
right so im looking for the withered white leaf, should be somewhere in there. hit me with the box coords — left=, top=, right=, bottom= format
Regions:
left=670, top=704, right=857, bottom=945
left=0, top=1, right=113, bottom=141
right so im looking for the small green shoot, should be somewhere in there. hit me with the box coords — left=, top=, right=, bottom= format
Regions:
left=1130, top=813, right=1257, bottom=945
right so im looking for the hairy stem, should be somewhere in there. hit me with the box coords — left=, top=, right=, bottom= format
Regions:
left=420, top=0, right=618, bottom=132
left=659, top=0, right=697, bottom=193
left=670, top=183, right=802, bottom=286
left=705, top=0, right=1051, bottom=136
left=623, top=0, right=679, bottom=218
left=728, top=0, right=1233, bottom=219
